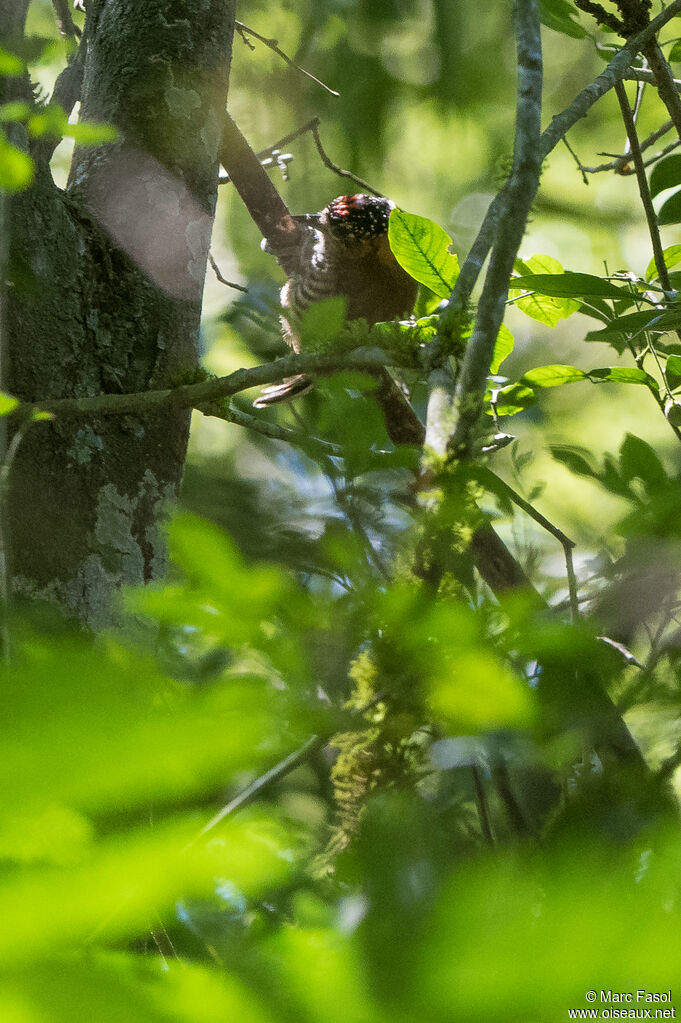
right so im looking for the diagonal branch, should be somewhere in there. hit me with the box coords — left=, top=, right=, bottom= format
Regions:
left=448, top=0, right=543, bottom=459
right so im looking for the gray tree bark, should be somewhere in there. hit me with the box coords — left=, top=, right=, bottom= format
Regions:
left=0, top=0, right=234, bottom=627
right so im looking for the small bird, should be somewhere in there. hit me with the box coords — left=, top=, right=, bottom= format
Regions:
left=253, top=193, right=418, bottom=407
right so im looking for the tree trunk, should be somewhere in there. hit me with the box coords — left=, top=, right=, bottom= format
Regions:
left=1, top=0, right=234, bottom=627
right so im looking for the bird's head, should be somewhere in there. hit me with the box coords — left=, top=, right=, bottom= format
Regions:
left=320, top=194, right=395, bottom=244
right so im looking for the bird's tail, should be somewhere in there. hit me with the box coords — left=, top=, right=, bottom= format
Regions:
left=252, top=374, right=314, bottom=407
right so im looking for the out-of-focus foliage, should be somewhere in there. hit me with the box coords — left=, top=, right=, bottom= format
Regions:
left=7, top=1, right=681, bottom=1021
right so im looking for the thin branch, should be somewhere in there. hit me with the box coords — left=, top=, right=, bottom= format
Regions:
left=204, top=401, right=344, bottom=457
left=615, top=80, right=670, bottom=290
left=218, top=117, right=320, bottom=185
left=471, top=764, right=495, bottom=846
left=309, top=121, right=383, bottom=197
left=539, top=0, right=681, bottom=163
left=234, top=20, right=339, bottom=97
left=642, top=38, right=681, bottom=139
left=449, top=0, right=543, bottom=458
left=219, top=112, right=302, bottom=274
left=428, top=0, right=681, bottom=400
left=623, top=68, right=681, bottom=91
left=193, top=735, right=324, bottom=841
left=10, top=348, right=396, bottom=421
left=208, top=253, right=247, bottom=292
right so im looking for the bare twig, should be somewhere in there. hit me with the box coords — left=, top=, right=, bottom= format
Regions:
left=309, top=120, right=383, bottom=196
left=203, top=400, right=344, bottom=457
left=615, top=80, right=670, bottom=290
left=193, top=735, right=324, bottom=841
left=234, top=20, right=340, bottom=97
left=208, top=253, right=247, bottom=292
left=218, top=117, right=320, bottom=185
left=642, top=38, right=681, bottom=140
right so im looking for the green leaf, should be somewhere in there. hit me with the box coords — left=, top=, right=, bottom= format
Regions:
left=619, top=432, right=667, bottom=490
left=550, top=444, right=598, bottom=478
left=521, top=365, right=586, bottom=387
left=298, top=296, right=347, bottom=351
left=490, top=324, right=514, bottom=374
left=666, top=353, right=681, bottom=391
left=585, top=309, right=681, bottom=343
left=66, top=120, right=119, bottom=146
left=0, top=101, right=30, bottom=123
left=489, top=383, right=536, bottom=416
left=657, top=189, right=681, bottom=225
left=587, top=366, right=659, bottom=389
left=511, top=271, right=630, bottom=299
left=645, top=244, right=681, bottom=282
left=388, top=210, right=459, bottom=299
left=511, top=255, right=581, bottom=326
left=650, top=154, right=681, bottom=199
left=670, top=39, right=681, bottom=61
left=0, top=46, right=23, bottom=76
left=0, top=391, right=18, bottom=416
left=0, top=135, right=33, bottom=192
left=539, top=0, right=586, bottom=37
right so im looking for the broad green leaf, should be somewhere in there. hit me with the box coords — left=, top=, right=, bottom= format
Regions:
left=657, top=189, right=681, bottom=226
left=550, top=444, right=598, bottom=478
left=298, top=296, right=347, bottom=350
left=388, top=210, right=459, bottom=298
left=666, top=353, right=681, bottom=391
left=670, top=39, right=681, bottom=61
left=539, top=0, right=586, bottom=37
left=619, top=432, right=667, bottom=490
left=0, top=391, right=18, bottom=416
left=0, top=816, right=293, bottom=966
left=587, top=366, right=659, bottom=389
left=645, top=244, right=681, bottom=282
left=0, top=639, right=281, bottom=817
left=522, top=365, right=586, bottom=387
left=511, top=271, right=630, bottom=299
left=429, top=650, right=533, bottom=732
left=650, top=154, right=681, bottom=199
left=490, top=324, right=514, bottom=374
left=511, top=255, right=581, bottom=326
left=8, top=955, right=272, bottom=1023
left=586, top=309, right=681, bottom=343
left=0, top=136, right=33, bottom=192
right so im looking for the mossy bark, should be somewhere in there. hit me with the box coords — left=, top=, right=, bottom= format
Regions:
left=1, top=0, right=234, bottom=627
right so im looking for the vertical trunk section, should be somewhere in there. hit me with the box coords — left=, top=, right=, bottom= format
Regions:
left=3, top=0, right=234, bottom=627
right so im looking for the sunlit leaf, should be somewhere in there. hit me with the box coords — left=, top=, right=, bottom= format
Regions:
left=511, top=255, right=581, bottom=325
left=388, top=210, right=459, bottom=298
left=522, top=364, right=586, bottom=387
left=587, top=366, right=659, bottom=389
left=511, top=270, right=630, bottom=299
left=645, top=244, right=681, bottom=282
left=490, top=324, right=514, bottom=374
